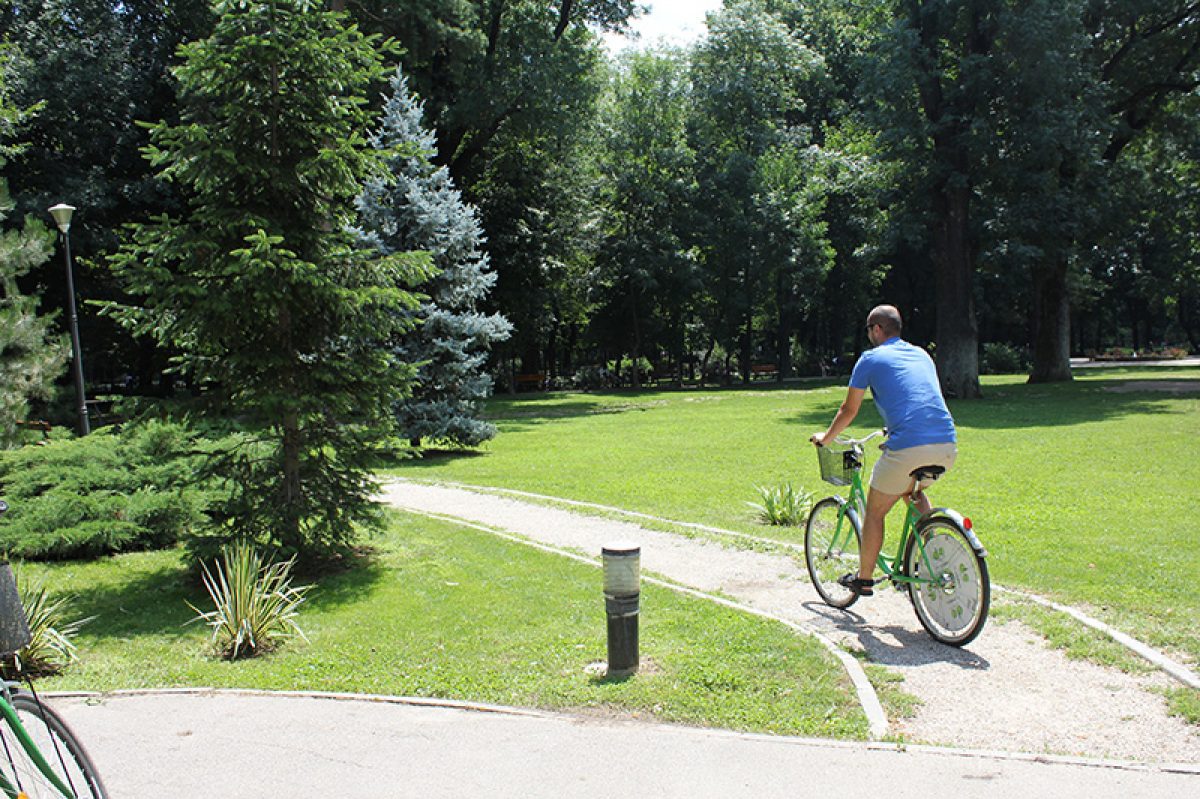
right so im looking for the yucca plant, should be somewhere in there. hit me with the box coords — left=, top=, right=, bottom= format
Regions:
left=748, top=483, right=814, bottom=527
left=1, top=578, right=89, bottom=679
left=190, top=542, right=310, bottom=660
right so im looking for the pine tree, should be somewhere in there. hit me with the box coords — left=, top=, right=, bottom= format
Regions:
left=108, top=1, right=430, bottom=562
left=358, top=69, right=511, bottom=448
left=0, top=51, right=66, bottom=448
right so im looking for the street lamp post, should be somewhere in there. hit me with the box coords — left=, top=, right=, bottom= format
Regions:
left=48, top=203, right=89, bottom=436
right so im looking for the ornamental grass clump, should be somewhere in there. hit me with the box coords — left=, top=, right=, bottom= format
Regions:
left=749, top=483, right=814, bottom=526
left=191, top=543, right=310, bottom=660
left=1, top=578, right=88, bottom=679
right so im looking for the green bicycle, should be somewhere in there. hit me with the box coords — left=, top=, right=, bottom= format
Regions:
left=804, top=431, right=990, bottom=646
left=0, top=500, right=108, bottom=798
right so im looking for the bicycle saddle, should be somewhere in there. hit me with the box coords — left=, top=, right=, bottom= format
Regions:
left=910, top=465, right=946, bottom=482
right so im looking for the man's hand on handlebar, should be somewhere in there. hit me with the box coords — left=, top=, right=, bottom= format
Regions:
left=810, top=432, right=830, bottom=447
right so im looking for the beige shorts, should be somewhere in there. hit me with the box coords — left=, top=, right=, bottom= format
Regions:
left=870, top=442, right=958, bottom=495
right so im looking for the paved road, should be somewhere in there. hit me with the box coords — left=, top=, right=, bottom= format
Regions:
left=53, top=691, right=1200, bottom=798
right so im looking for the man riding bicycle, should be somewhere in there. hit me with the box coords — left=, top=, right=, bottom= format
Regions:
left=810, top=305, right=957, bottom=597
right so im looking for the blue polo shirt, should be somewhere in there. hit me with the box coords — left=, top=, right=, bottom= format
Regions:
left=849, top=337, right=956, bottom=451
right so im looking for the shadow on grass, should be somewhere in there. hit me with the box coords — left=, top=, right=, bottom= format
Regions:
left=481, top=382, right=838, bottom=429
left=66, top=562, right=201, bottom=640
left=387, top=448, right=490, bottom=473
left=782, top=378, right=1194, bottom=432
left=66, top=553, right=393, bottom=641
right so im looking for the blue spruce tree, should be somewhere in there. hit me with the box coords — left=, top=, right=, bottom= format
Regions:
left=358, top=70, right=511, bottom=447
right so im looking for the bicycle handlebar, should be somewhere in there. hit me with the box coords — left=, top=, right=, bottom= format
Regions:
left=829, top=428, right=888, bottom=447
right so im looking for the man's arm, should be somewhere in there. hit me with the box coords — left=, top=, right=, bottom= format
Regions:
left=811, top=387, right=866, bottom=446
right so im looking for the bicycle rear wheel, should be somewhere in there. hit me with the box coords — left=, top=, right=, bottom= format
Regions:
left=805, top=497, right=862, bottom=609
left=0, top=692, right=108, bottom=798
left=904, top=517, right=990, bottom=646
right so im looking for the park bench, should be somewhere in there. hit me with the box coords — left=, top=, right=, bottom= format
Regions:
left=514, top=372, right=546, bottom=392
left=750, top=363, right=778, bottom=380
left=16, top=420, right=52, bottom=442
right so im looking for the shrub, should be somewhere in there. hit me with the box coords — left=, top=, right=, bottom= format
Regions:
left=0, top=576, right=88, bottom=679
left=980, top=342, right=1028, bottom=375
left=0, top=420, right=209, bottom=559
left=190, top=543, right=310, bottom=660
left=606, top=356, right=653, bottom=386
left=749, top=483, right=814, bottom=526
left=572, top=365, right=616, bottom=390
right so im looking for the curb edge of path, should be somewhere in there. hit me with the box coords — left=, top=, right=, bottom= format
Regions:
left=395, top=478, right=1200, bottom=692
left=48, top=687, right=1200, bottom=777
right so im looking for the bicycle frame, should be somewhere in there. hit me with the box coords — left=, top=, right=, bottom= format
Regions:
left=828, top=456, right=939, bottom=589
left=0, top=683, right=78, bottom=799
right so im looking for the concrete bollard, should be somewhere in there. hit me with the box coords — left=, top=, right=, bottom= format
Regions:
left=602, top=543, right=640, bottom=677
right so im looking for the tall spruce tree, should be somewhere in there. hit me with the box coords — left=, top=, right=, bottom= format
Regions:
left=108, top=1, right=430, bottom=561
left=0, top=51, right=66, bottom=448
left=358, top=70, right=511, bottom=448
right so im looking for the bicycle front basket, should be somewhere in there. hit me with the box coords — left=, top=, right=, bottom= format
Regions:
left=817, top=444, right=862, bottom=486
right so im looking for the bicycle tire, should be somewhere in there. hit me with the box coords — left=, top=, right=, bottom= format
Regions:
left=805, top=497, right=862, bottom=609
left=0, top=692, right=109, bottom=798
left=904, top=516, right=990, bottom=646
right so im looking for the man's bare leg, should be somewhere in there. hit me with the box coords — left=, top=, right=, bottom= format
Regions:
left=861, top=488, right=903, bottom=580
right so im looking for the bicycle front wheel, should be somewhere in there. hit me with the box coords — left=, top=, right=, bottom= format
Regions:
left=904, top=517, right=990, bottom=646
left=0, top=692, right=109, bottom=798
left=805, top=497, right=862, bottom=609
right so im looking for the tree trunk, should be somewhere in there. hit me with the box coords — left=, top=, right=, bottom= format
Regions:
left=630, top=293, right=642, bottom=390
left=281, top=410, right=303, bottom=549
left=1028, top=258, right=1073, bottom=383
left=931, top=184, right=982, bottom=399
left=777, top=269, right=792, bottom=380
left=909, top=1, right=988, bottom=400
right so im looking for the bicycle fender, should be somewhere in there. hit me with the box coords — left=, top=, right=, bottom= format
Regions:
left=921, top=508, right=987, bottom=557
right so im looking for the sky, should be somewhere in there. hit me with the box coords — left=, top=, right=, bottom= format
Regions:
left=603, top=0, right=725, bottom=53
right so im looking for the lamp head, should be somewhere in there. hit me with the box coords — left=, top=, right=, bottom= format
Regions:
left=48, top=203, right=76, bottom=233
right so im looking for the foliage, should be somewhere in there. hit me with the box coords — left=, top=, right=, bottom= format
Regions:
left=980, top=343, right=1028, bottom=375
left=107, top=1, right=431, bottom=562
left=0, top=1, right=216, bottom=396
left=0, top=575, right=87, bottom=679
left=689, top=1, right=834, bottom=382
left=749, top=483, right=813, bottom=527
left=0, top=420, right=208, bottom=559
left=190, top=542, right=309, bottom=660
left=345, top=1, right=626, bottom=380
left=570, top=364, right=617, bottom=390
left=0, top=47, right=67, bottom=448
left=357, top=69, right=512, bottom=448
left=589, top=47, right=700, bottom=386
left=3, top=0, right=1199, bottom=410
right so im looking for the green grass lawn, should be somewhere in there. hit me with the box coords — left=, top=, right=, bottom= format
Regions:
left=384, top=367, right=1200, bottom=668
left=25, top=511, right=868, bottom=739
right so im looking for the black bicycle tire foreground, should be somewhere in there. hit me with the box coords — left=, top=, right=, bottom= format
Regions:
left=903, top=518, right=991, bottom=647
left=0, top=691, right=109, bottom=799
left=804, top=497, right=862, bottom=610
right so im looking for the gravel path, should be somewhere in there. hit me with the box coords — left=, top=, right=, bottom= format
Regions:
left=380, top=479, right=1200, bottom=764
